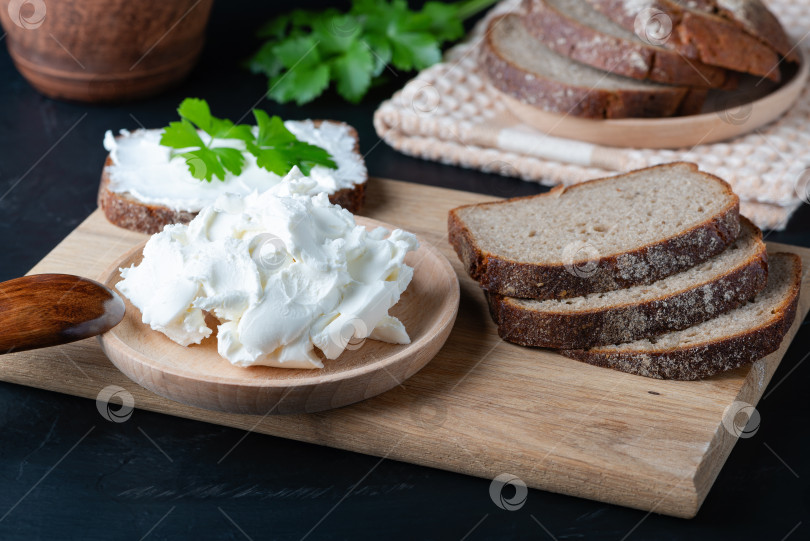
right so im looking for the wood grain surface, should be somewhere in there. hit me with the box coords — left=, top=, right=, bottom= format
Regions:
left=97, top=216, right=459, bottom=415
left=5, top=177, right=809, bottom=518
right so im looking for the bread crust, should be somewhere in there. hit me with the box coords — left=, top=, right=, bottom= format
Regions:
left=480, top=15, right=705, bottom=119
left=681, top=0, right=798, bottom=63
left=448, top=163, right=741, bottom=299
left=98, top=120, right=366, bottom=234
left=560, top=253, right=802, bottom=380
left=523, top=0, right=733, bottom=89
left=584, top=0, right=782, bottom=81
left=488, top=217, right=767, bottom=348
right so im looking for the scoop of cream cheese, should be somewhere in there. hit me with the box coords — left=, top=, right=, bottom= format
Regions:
left=103, top=120, right=366, bottom=212
left=116, top=170, right=418, bottom=369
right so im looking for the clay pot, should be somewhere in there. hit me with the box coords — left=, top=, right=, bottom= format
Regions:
left=0, top=0, right=214, bottom=102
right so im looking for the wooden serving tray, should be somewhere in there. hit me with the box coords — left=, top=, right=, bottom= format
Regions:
left=6, top=178, right=810, bottom=518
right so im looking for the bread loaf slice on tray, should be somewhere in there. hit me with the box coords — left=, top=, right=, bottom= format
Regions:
left=584, top=0, right=782, bottom=80
left=480, top=14, right=707, bottom=119
left=448, top=163, right=740, bottom=300
left=522, top=0, right=734, bottom=88
left=488, top=217, right=766, bottom=348
left=678, top=0, right=798, bottom=63
left=561, top=252, right=802, bottom=380
left=99, top=120, right=366, bottom=235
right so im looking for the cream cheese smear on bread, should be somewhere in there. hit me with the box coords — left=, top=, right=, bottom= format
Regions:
left=116, top=169, right=418, bottom=369
left=103, top=120, right=366, bottom=212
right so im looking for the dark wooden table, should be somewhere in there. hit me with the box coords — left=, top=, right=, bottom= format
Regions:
left=1, top=1, right=808, bottom=539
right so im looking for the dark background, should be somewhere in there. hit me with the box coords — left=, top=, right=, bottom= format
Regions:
left=1, top=1, right=809, bottom=539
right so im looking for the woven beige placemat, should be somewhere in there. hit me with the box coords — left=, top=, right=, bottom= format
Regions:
left=374, top=0, right=810, bottom=230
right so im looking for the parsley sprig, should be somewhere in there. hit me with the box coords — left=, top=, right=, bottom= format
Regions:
left=248, top=110, right=336, bottom=176
left=159, top=98, right=337, bottom=182
left=246, top=0, right=497, bottom=105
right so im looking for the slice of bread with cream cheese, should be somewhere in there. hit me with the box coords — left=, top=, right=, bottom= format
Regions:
left=99, top=119, right=366, bottom=234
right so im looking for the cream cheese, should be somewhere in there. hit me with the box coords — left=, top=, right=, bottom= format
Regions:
left=103, top=120, right=366, bottom=213
left=116, top=171, right=418, bottom=369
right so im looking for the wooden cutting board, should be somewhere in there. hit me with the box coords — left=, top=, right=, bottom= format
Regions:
left=6, top=177, right=809, bottom=518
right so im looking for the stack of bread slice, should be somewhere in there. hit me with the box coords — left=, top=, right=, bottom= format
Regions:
left=479, top=0, right=797, bottom=119
left=448, top=163, right=802, bottom=379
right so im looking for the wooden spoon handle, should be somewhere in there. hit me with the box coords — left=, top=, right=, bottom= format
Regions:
left=0, top=274, right=125, bottom=354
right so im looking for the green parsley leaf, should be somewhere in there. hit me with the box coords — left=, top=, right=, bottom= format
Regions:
left=389, top=32, right=441, bottom=71
left=273, top=35, right=321, bottom=69
left=159, top=99, right=251, bottom=181
left=265, top=35, right=332, bottom=105
left=287, top=143, right=338, bottom=176
left=245, top=41, right=284, bottom=78
left=159, top=99, right=337, bottom=182
left=331, top=40, right=374, bottom=103
left=362, top=34, right=392, bottom=77
left=416, top=2, right=466, bottom=42
left=178, top=149, right=226, bottom=182
left=175, top=147, right=245, bottom=182
left=312, top=12, right=360, bottom=55
left=176, top=98, right=253, bottom=142
left=248, top=109, right=337, bottom=176
left=253, top=110, right=295, bottom=146
left=211, top=147, right=246, bottom=177
left=160, top=119, right=205, bottom=150
left=175, top=98, right=213, bottom=133
left=268, top=63, right=331, bottom=106
left=247, top=0, right=497, bottom=105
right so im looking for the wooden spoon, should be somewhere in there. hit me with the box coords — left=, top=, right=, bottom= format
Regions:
left=0, top=274, right=125, bottom=354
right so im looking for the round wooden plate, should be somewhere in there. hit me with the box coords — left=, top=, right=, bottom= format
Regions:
left=500, top=50, right=807, bottom=149
left=97, top=217, right=459, bottom=415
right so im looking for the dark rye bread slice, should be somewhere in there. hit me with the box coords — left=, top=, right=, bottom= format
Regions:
left=680, top=0, right=798, bottom=63
left=488, top=217, right=766, bottom=349
left=448, top=162, right=740, bottom=300
left=561, top=252, right=802, bottom=380
left=98, top=120, right=366, bottom=235
left=584, top=0, right=782, bottom=80
left=523, top=0, right=734, bottom=89
left=480, top=14, right=706, bottom=119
